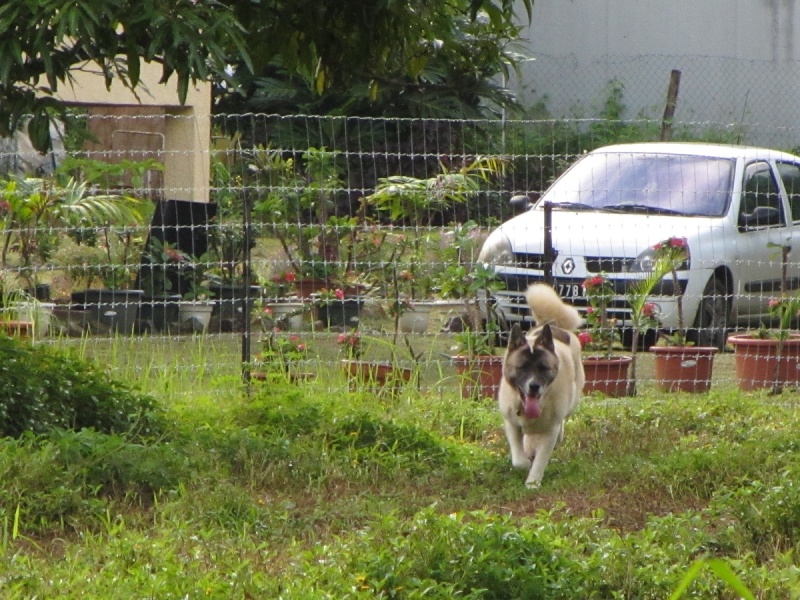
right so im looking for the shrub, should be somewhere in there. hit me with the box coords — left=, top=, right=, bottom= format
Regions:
left=0, top=335, right=163, bottom=438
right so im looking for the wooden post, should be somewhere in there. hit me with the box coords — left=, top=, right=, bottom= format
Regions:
left=660, top=69, right=682, bottom=141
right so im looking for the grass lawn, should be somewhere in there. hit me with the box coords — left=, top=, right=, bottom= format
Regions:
left=1, top=318, right=798, bottom=598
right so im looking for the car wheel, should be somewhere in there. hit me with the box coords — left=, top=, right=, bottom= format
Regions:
left=688, top=276, right=730, bottom=351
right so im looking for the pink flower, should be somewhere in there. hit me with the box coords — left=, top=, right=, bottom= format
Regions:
left=334, top=288, right=345, bottom=300
left=642, top=303, right=656, bottom=317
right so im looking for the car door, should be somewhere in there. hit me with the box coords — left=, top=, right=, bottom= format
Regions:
left=775, top=159, right=800, bottom=291
left=731, top=160, right=792, bottom=325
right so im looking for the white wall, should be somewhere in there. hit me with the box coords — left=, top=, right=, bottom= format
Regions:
left=511, top=0, right=800, bottom=148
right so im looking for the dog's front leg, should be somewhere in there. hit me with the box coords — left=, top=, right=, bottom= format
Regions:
left=523, top=431, right=559, bottom=488
left=503, top=418, right=531, bottom=470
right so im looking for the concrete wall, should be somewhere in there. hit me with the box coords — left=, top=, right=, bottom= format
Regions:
left=511, top=0, right=800, bottom=148
left=54, top=62, right=211, bottom=202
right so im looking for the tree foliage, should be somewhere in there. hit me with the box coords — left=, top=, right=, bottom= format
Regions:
left=0, top=0, right=249, bottom=151
left=0, top=0, right=532, bottom=152
left=217, top=0, right=533, bottom=118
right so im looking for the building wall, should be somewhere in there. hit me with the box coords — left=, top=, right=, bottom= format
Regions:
left=54, top=62, right=211, bottom=202
left=511, top=0, right=800, bottom=148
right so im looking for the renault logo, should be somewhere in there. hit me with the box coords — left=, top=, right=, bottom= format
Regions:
left=561, top=258, right=575, bottom=274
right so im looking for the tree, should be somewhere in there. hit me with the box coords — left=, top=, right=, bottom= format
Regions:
left=0, top=0, right=250, bottom=152
left=216, top=0, right=533, bottom=119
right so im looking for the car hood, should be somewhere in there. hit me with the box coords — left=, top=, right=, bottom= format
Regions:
left=498, top=208, right=720, bottom=264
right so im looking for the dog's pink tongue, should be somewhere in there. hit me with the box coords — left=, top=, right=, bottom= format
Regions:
left=524, top=396, right=541, bottom=419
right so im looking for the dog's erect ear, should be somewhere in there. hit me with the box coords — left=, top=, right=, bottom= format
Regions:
left=507, top=323, right=527, bottom=350
left=535, top=324, right=556, bottom=353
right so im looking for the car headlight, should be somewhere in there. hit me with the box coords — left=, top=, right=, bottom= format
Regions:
left=630, top=242, right=691, bottom=272
left=478, top=229, right=514, bottom=266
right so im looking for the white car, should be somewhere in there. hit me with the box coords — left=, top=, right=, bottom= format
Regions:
left=478, top=142, right=800, bottom=349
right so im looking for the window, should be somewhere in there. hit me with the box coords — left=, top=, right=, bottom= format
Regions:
left=739, top=162, right=785, bottom=227
left=776, top=161, right=800, bottom=222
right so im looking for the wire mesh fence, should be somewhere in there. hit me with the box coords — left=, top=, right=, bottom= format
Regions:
left=3, top=111, right=800, bottom=400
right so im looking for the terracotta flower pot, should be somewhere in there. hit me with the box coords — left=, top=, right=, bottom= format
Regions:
left=451, top=354, right=504, bottom=400
left=651, top=346, right=718, bottom=393
left=293, top=278, right=331, bottom=298
left=340, top=359, right=413, bottom=394
left=0, top=320, right=34, bottom=338
left=582, top=355, right=633, bottom=397
left=728, top=333, right=800, bottom=391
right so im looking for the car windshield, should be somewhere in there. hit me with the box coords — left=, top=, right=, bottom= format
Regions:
left=541, top=151, right=735, bottom=217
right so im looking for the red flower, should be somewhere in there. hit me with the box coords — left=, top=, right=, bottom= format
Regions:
left=334, top=288, right=345, bottom=300
left=577, top=330, right=593, bottom=349
left=284, top=271, right=297, bottom=283
left=583, top=275, right=605, bottom=291
left=642, top=303, right=656, bottom=317
left=166, top=248, right=185, bottom=262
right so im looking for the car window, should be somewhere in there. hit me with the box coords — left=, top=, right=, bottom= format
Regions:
left=542, top=152, right=734, bottom=216
left=776, top=161, right=800, bottom=222
left=739, top=162, right=785, bottom=227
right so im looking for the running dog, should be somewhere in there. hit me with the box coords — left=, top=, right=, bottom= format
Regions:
left=498, top=283, right=585, bottom=488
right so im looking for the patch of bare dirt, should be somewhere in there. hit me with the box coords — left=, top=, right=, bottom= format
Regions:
left=496, top=487, right=709, bottom=532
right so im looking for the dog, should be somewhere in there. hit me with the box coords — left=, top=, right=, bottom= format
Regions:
left=498, top=283, right=585, bottom=488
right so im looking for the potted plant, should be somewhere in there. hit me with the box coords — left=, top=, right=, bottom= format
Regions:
left=251, top=328, right=312, bottom=383
left=177, top=253, right=215, bottom=332
left=365, top=157, right=506, bottom=333
left=449, top=263, right=507, bottom=401
left=728, top=241, right=800, bottom=393
left=649, top=237, right=718, bottom=393
left=580, top=273, right=633, bottom=397
left=314, top=287, right=363, bottom=330
left=69, top=218, right=151, bottom=335
left=137, top=238, right=187, bottom=332
left=0, top=270, right=35, bottom=337
left=261, top=270, right=309, bottom=331
left=252, top=146, right=350, bottom=295
left=337, top=328, right=414, bottom=395
left=204, top=222, right=260, bottom=329
left=1, top=174, right=146, bottom=302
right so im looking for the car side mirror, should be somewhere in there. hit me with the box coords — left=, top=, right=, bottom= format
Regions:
left=738, top=205, right=781, bottom=229
left=510, top=193, right=538, bottom=213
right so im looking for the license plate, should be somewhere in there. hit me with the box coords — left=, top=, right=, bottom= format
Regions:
left=556, top=282, right=582, bottom=299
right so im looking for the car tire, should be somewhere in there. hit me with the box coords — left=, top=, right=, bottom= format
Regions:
left=688, top=276, right=730, bottom=351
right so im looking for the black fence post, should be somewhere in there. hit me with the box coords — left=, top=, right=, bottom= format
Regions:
left=241, top=190, right=253, bottom=385
left=543, top=201, right=554, bottom=286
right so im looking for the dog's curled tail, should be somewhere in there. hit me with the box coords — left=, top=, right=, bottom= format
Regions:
left=525, top=283, right=583, bottom=331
